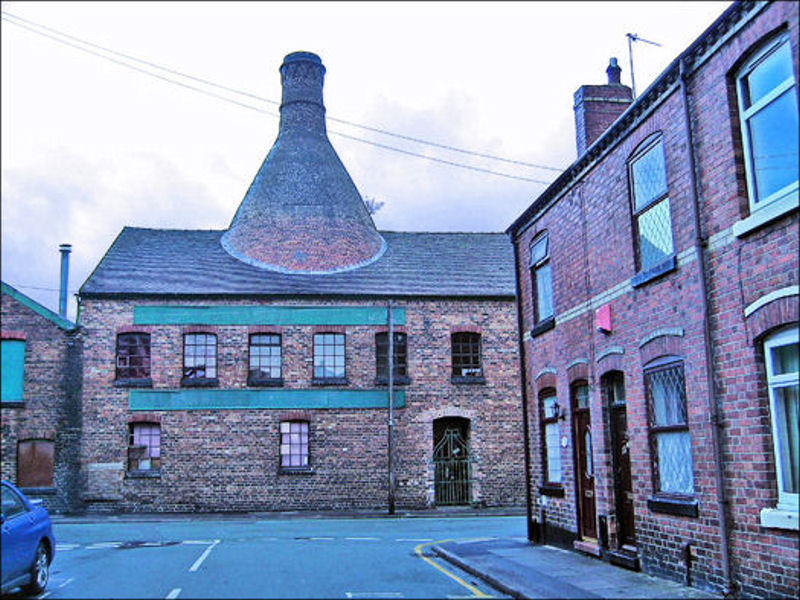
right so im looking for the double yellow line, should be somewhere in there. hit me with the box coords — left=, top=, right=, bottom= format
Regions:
left=414, top=539, right=492, bottom=598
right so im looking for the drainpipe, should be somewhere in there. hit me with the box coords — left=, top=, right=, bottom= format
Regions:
left=387, top=300, right=396, bottom=515
left=679, top=57, right=734, bottom=597
left=511, top=235, right=536, bottom=542
left=58, top=244, right=72, bottom=318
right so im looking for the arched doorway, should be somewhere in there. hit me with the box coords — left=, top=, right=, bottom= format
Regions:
left=433, top=417, right=472, bottom=505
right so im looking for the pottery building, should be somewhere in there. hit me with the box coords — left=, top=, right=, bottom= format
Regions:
left=76, top=51, right=526, bottom=513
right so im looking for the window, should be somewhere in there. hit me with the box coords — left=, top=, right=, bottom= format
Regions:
left=1, top=339, right=25, bottom=404
left=182, top=333, right=217, bottom=385
left=313, top=333, right=346, bottom=383
left=376, top=332, right=409, bottom=383
left=529, top=233, right=554, bottom=328
left=541, top=391, right=562, bottom=485
left=1, top=483, right=27, bottom=519
left=249, top=334, right=282, bottom=386
left=280, top=421, right=309, bottom=470
left=128, top=423, right=161, bottom=472
left=451, top=332, right=483, bottom=381
left=17, top=440, right=54, bottom=488
left=116, top=332, right=151, bottom=384
left=629, top=137, right=674, bottom=272
left=764, top=327, right=799, bottom=511
left=645, top=360, right=694, bottom=495
left=737, top=33, right=799, bottom=211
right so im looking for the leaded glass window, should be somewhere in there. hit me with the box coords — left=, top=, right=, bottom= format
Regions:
left=541, top=391, right=562, bottom=484
left=629, top=137, right=674, bottom=272
left=529, top=232, right=554, bottom=324
left=645, top=361, right=695, bottom=495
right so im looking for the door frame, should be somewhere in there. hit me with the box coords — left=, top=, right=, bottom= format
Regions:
left=571, top=381, right=597, bottom=541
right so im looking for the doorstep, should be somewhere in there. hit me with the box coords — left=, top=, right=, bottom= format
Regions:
left=573, top=538, right=601, bottom=556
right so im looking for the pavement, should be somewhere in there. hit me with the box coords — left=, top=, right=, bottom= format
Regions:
left=433, top=537, right=721, bottom=599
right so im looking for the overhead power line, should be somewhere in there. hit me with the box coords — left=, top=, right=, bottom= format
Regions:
left=1, top=10, right=563, bottom=183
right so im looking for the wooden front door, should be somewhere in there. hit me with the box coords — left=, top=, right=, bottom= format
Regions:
left=572, top=383, right=597, bottom=540
left=605, top=373, right=636, bottom=548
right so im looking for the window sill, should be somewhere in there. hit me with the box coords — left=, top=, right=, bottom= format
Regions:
left=180, top=377, right=219, bottom=388
left=375, top=376, right=411, bottom=386
left=115, top=377, right=153, bottom=388
left=647, top=494, right=698, bottom=517
left=311, top=377, right=348, bottom=386
left=0, top=401, right=25, bottom=408
left=19, top=487, right=56, bottom=496
left=279, top=467, right=314, bottom=475
left=451, top=376, right=486, bottom=385
left=248, top=377, right=284, bottom=388
left=126, top=470, right=161, bottom=479
left=539, top=484, right=565, bottom=498
left=631, top=255, right=677, bottom=288
left=732, top=192, right=798, bottom=238
left=531, top=316, right=555, bottom=338
left=760, top=507, right=798, bottom=531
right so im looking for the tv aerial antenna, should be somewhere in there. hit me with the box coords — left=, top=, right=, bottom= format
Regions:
left=627, top=33, right=662, bottom=99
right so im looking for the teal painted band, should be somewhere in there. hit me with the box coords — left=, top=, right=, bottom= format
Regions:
left=133, top=305, right=406, bottom=326
left=129, top=388, right=406, bottom=411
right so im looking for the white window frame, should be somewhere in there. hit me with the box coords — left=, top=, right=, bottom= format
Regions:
left=736, top=32, right=799, bottom=213
left=529, top=232, right=554, bottom=324
left=763, top=327, right=799, bottom=513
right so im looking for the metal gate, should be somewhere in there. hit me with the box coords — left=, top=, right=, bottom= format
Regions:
left=433, top=427, right=473, bottom=505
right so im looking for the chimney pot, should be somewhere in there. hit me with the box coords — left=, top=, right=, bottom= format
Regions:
left=607, top=57, right=622, bottom=85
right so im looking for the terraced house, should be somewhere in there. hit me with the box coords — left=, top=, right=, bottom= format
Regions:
left=76, top=51, right=525, bottom=513
left=508, top=1, right=798, bottom=598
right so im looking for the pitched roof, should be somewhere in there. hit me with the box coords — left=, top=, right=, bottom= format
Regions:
left=1, top=281, right=77, bottom=330
left=79, top=227, right=515, bottom=298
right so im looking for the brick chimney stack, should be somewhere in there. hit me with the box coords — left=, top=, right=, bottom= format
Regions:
left=573, top=58, right=633, bottom=157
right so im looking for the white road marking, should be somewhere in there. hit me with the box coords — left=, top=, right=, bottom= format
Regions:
left=345, top=593, right=404, bottom=598
left=58, top=577, right=75, bottom=589
left=166, top=588, right=181, bottom=599
left=56, top=543, right=80, bottom=550
left=454, top=537, right=495, bottom=544
left=189, top=539, right=220, bottom=572
left=396, top=538, right=432, bottom=542
left=87, top=542, right=121, bottom=549
left=345, top=537, right=380, bottom=541
left=310, top=536, right=335, bottom=540
left=182, top=540, right=214, bottom=545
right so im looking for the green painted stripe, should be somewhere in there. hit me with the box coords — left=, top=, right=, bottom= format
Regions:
left=129, top=388, right=406, bottom=411
left=133, top=305, right=406, bottom=326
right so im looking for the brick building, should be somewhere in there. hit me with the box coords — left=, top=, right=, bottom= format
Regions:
left=75, top=51, right=525, bottom=512
left=508, top=1, right=798, bottom=598
left=1, top=279, right=83, bottom=513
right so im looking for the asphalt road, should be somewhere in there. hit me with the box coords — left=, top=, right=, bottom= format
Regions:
left=14, top=514, right=525, bottom=599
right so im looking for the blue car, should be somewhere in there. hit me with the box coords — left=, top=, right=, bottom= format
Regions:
left=1, top=480, right=55, bottom=596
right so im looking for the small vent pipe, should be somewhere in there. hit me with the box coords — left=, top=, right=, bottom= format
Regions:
left=58, top=244, right=72, bottom=318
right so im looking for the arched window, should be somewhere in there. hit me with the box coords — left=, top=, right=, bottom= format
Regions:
left=628, top=134, right=674, bottom=273
left=763, top=327, right=799, bottom=512
left=736, top=32, right=799, bottom=212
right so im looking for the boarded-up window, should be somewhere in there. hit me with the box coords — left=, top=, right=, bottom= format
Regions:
left=128, top=423, right=161, bottom=471
left=17, top=440, right=54, bottom=488
left=116, top=333, right=151, bottom=381
left=1, top=339, right=26, bottom=403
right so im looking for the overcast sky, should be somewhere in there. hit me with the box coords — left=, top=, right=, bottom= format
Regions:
left=1, top=1, right=730, bottom=321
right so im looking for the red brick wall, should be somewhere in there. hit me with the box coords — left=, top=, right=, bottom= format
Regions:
left=78, top=296, right=525, bottom=512
left=512, top=2, right=798, bottom=597
left=1, top=291, right=83, bottom=513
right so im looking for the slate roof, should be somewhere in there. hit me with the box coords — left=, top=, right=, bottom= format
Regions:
left=79, top=227, right=515, bottom=298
